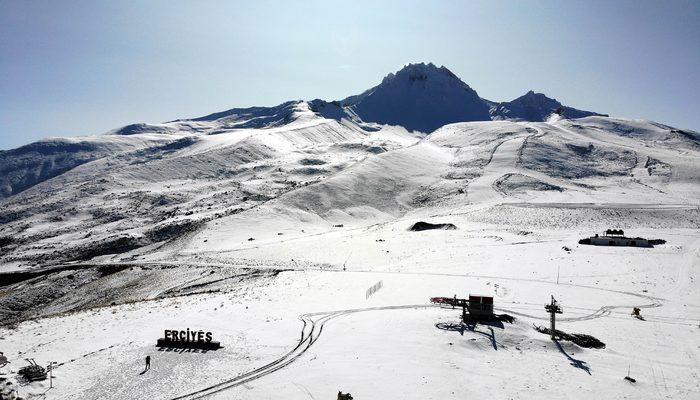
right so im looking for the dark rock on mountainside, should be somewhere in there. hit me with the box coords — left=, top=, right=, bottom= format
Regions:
left=409, top=221, right=458, bottom=231
left=110, top=123, right=175, bottom=135
left=184, top=100, right=303, bottom=129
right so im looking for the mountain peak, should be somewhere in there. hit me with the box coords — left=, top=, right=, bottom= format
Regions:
left=323, top=64, right=608, bottom=131
left=516, top=90, right=557, bottom=103
left=394, top=62, right=452, bottom=76
left=340, top=62, right=490, bottom=132
left=378, top=62, right=471, bottom=89
left=490, top=90, right=607, bottom=121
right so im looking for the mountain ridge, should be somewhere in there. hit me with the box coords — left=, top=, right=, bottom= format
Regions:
left=112, top=62, right=608, bottom=135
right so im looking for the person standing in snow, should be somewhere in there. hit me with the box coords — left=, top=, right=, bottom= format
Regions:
left=145, top=355, right=151, bottom=371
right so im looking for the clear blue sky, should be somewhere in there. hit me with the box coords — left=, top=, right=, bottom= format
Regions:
left=1, top=0, right=698, bottom=149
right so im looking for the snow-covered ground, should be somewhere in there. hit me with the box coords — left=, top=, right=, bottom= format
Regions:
left=2, top=228, right=698, bottom=399
left=1, top=65, right=699, bottom=399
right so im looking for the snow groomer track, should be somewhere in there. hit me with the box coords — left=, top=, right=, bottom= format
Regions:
left=171, top=304, right=435, bottom=399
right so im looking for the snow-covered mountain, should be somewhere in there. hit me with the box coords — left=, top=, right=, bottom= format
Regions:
left=1, top=63, right=699, bottom=400
left=490, top=90, right=607, bottom=121
left=0, top=63, right=615, bottom=201
left=312, top=63, right=606, bottom=132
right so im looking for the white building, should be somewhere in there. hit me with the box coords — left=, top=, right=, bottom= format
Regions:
left=588, top=234, right=650, bottom=247
left=579, top=229, right=651, bottom=247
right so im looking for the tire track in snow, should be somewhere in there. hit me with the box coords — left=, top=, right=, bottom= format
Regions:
left=169, top=305, right=433, bottom=400
left=467, top=132, right=535, bottom=203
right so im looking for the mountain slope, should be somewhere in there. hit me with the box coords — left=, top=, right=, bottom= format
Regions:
left=1, top=115, right=697, bottom=270
left=0, top=134, right=189, bottom=198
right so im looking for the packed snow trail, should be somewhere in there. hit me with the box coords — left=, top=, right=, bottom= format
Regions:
left=170, top=305, right=435, bottom=400
left=466, top=136, right=527, bottom=203
left=466, top=124, right=543, bottom=203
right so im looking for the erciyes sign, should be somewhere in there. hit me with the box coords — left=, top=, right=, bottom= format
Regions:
left=157, top=329, right=222, bottom=350
left=165, top=329, right=213, bottom=343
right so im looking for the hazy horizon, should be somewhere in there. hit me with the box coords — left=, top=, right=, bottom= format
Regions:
left=1, top=0, right=698, bottom=150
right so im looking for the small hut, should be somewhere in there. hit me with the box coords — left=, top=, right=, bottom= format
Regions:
left=467, top=295, right=494, bottom=317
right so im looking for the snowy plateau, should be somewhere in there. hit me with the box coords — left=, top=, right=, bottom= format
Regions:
left=0, top=63, right=699, bottom=399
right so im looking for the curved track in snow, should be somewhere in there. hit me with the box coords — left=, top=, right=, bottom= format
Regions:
left=169, top=286, right=661, bottom=399
left=170, top=304, right=434, bottom=400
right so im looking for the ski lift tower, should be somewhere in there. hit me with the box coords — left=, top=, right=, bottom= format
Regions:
left=544, top=296, right=563, bottom=340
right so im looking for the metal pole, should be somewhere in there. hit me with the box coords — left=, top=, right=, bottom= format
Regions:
left=544, top=296, right=562, bottom=340
left=550, top=303, right=556, bottom=339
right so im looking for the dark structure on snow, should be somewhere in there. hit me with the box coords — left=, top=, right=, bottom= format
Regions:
left=409, top=221, right=457, bottom=231
left=578, top=229, right=651, bottom=247
left=431, top=294, right=500, bottom=322
left=18, top=360, right=46, bottom=382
